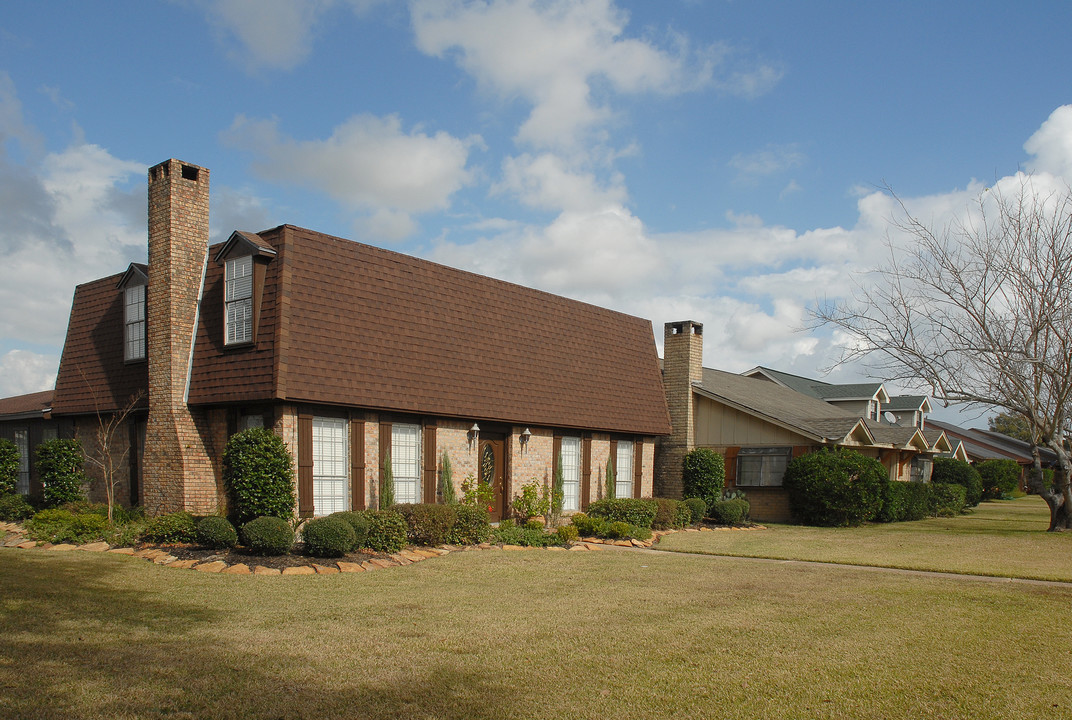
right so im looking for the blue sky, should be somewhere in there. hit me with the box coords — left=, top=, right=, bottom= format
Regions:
left=2, top=0, right=1071, bottom=424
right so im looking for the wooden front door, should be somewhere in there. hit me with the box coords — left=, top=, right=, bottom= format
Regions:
left=479, top=436, right=506, bottom=522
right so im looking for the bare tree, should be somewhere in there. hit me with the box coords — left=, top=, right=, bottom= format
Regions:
left=814, top=178, right=1072, bottom=530
left=77, top=368, right=144, bottom=524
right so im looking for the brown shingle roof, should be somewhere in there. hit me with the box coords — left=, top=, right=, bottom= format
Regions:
left=0, top=390, right=53, bottom=419
left=189, top=225, right=670, bottom=435
left=52, top=274, right=148, bottom=415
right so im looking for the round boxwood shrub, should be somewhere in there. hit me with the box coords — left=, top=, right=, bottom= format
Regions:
left=362, top=509, right=407, bottom=553
left=196, top=516, right=238, bottom=549
left=36, top=439, right=87, bottom=508
left=0, top=438, right=19, bottom=496
left=302, top=515, right=357, bottom=557
left=932, top=458, right=983, bottom=507
left=977, top=459, right=1021, bottom=500
left=708, top=498, right=750, bottom=525
left=224, top=428, right=296, bottom=525
left=556, top=524, right=579, bottom=543
left=682, top=448, right=726, bottom=511
left=446, top=505, right=491, bottom=545
left=0, top=492, right=35, bottom=521
left=931, top=482, right=967, bottom=517
left=653, top=498, right=688, bottom=529
left=241, top=516, right=295, bottom=556
left=142, top=511, right=198, bottom=543
left=683, top=497, right=707, bottom=525
left=782, top=448, right=887, bottom=526
left=329, top=511, right=370, bottom=548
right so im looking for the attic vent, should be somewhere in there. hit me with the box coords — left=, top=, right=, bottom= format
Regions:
left=181, top=164, right=199, bottom=181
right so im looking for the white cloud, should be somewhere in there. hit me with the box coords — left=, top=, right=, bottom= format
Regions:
left=223, top=113, right=478, bottom=239
left=201, top=0, right=334, bottom=72
left=496, top=153, right=627, bottom=212
left=0, top=350, right=57, bottom=397
left=728, top=143, right=805, bottom=184
left=411, top=0, right=732, bottom=150
left=1024, top=104, right=1072, bottom=181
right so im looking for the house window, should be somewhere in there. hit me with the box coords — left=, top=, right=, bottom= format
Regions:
left=239, top=413, right=265, bottom=431
left=615, top=442, right=633, bottom=499
left=225, top=256, right=253, bottom=345
left=560, top=436, right=581, bottom=512
left=911, top=456, right=932, bottom=483
left=124, top=284, right=146, bottom=361
left=392, top=423, right=421, bottom=504
left=312, top=417, right=348, bottom=516
left=737, top=447, right=792, bottom=487
left=14, top=428, right=29, bottom=494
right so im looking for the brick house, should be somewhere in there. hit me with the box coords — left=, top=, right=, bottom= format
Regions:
left=653, top=320, right=951, bottom=522
left=5, top=158, right=670, bottom=518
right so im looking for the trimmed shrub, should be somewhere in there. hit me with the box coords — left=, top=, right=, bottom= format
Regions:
left=605, top=520, right=632, bottom=539
left=782, top=448, right=887, bottom=526
left=0, top=438, right=18, bottom=496
left=241, top=516, right=295, bottom=556
left=0, top=492, right=35, bottom=521
left=302, top=515, right=357, bottom=557
left=329, top=511, right=370, bottom=549
left=196, top=516, right=238, bottom=549
left=931, top=482, right=967, bottom=517
left=142, top=511, right=197, bottom=543
left=395, top=503, right=458, bottom=546
left=570, top=513, right=649, bottom=540
left=493, top=521, right=561, bottom=547
left=224, top=428, right=296, bottom=525
left=362, top=509, right=407, bottom=553
left=683, top=497, right=707, bottom=525
left=682, top=448, right=726, bottom=510
left=556, top=524, right=579, bottom=543
left=446, top=505, right=491, bottom=545
left=977, top=459, right=1021, bottom=500
left=25, top=509, right=108, bottom=544
left=36, top=439, right=87, bottom=508
left=877, top=481, right=907, bottom=523
left=932, top=458, right=983, bottom=507
left=571, top=512, right=607, bottom=537
left=653, top=498, right=690, bottom=530
left=586, top=498, right=658, bottom=528
left=708, top=498, right=750, bottom=525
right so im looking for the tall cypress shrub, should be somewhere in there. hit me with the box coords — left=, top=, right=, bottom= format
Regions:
left=36, top=438, right=87, bottom=507
left=380, top=451, right=395, bottom=509
left=223, top=428, right=296, bottom=525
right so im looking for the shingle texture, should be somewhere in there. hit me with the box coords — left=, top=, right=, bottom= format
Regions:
left=52, top=274, right=149, bottom=414
left=0, top=390, right=53, bottom=418
left=188, top=225, right=670, bottom=435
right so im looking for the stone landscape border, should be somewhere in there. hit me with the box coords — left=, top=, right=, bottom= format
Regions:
left=0, top=521, right=764, bottom=576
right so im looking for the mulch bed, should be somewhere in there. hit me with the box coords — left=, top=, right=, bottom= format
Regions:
left=143, top=542, right=386, bottom=570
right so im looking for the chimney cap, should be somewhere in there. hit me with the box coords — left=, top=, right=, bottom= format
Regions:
left=665, top=320, right=703, bottom=335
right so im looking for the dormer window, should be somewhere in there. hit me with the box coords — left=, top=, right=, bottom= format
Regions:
left=124, top=284, right=147, bottom=360
left=225, top=255, right=254, bottom=345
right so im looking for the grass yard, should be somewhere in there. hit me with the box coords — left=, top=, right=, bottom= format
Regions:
left=661, top=495, right=1072, bottom=582
left=2, top=506, right=1071, bottom=720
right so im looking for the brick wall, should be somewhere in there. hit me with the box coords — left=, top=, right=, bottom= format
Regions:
left=509, top=425, right=553, bottom=497
left=143, top=159, right=220, bottom=514
left=436, top=420, right=477, bottom=500
left=654, top=320, right=703, bottom=498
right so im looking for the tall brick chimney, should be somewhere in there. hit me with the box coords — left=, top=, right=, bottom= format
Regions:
left=654, top=320, right=703, bottom=498
left=143, top=159, right=217, bottom=514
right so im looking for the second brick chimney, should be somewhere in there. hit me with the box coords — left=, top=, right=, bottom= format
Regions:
left=654, top=320, right=703, bottom=497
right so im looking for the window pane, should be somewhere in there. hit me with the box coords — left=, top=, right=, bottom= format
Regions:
left=392, top=424, right=421, bottom=504
left=312, top=417, right=348, bottom=516
left=736, top=448, right=790, bottom=487
left=225, top=257, right=253, bottom=300
left=561, top=437, right=580, bottom=511
left=226, top=298, right=253, bottom=344
left=615, top=443, right=633, bottom=499
left=124, top=284, right=146, bottom=361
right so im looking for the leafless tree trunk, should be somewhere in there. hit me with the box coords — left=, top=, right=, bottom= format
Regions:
left=79, top=369, right=143, bottom=525
left=814, top=178, right=1072, bottom=530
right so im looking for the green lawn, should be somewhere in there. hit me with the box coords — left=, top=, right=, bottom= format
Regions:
left=659, top=495, right=1072, bottom=582
left=1, top=499, right=1070, bottom=719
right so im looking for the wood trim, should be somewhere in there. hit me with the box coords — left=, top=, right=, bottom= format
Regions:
left=633, top=439, right=643, bottom=498
left=503, top=431, right=512, bottom=519
left=609, top=439, right=618, bottom=497
left=724, top=446, right=740, bottom=486
left=422, top=421, right=437, bottom=504
left=378, top=421, right=392, bottom=509
left=552, top=435, right=563, bottom=478
left=581, top=435, right=592, bottom=509
left=350, top=416, right=366, bottom=510
left=792, top=446, right=809, bottom=459
left=297, top=413, right=313, bottom=517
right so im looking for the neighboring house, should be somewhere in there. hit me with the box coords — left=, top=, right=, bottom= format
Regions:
left=8, top=158, right=671, bottom=518
left=654, top=320, right=950, bottom=522
left=927, top=419, right=1056, bottom=491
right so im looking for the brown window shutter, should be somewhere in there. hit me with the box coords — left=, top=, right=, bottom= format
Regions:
left=378, top=421, right=392, bottom=508
left=609, top=438, right=618, bottom=477
left=552, top=435, right=562, bottom=476
left=297, top=414, right=313, bottom=517
left=724, top=446, right=740, bottom=486
left=351, top=417, right=366, bottom=510
left=422, top=422, right=437, bottom=504
left=581, top=435, right=592, bottom=509
left=633, top=439, right=643, bottom=498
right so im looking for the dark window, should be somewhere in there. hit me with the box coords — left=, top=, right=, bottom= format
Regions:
left=736, top=447, right=792, bottom=487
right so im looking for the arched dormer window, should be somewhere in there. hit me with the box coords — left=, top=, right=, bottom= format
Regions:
left=215, top=231, right=277, bottom=348
left=117, top=263, right=148, bottom=362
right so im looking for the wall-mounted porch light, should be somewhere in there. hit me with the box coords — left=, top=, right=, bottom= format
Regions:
left=468, top=423, right=480, bottom=450
left=519, top=427, right=531, bottom=452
